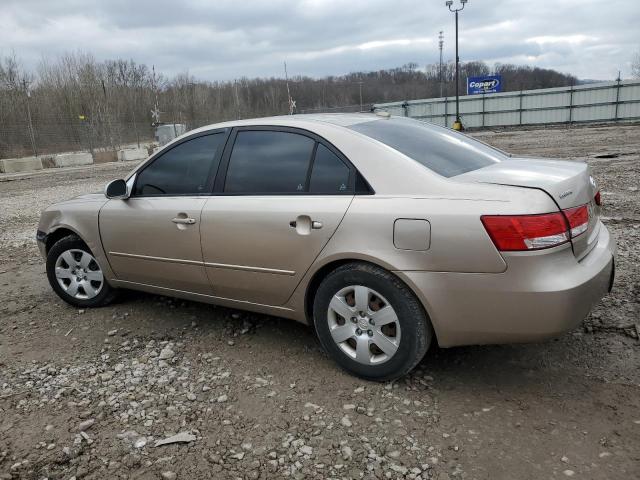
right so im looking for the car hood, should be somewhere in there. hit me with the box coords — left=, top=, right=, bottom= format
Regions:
left=49, top=192, right=108, bottom=208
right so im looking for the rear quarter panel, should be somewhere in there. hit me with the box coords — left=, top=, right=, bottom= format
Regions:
left=286, top=183, right=558, bottom=322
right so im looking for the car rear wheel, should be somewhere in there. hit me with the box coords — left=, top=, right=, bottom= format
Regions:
left=313, top=262, right=432, bottom=381
left=46, top=235, right=118, bottom=308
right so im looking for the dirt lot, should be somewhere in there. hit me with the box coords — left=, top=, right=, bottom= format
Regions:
left=0, top=123, right=639, bottom=480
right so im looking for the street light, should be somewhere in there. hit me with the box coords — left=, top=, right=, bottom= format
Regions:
left=446, top=0, right=468, bottom=131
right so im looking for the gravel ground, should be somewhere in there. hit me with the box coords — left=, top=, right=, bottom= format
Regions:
left=0, top=123, right=639, bottom=480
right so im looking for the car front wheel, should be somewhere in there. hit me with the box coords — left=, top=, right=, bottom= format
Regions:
left=313, top=262, right=432, bottom=381
left=46, top=235, right=118, bottom=308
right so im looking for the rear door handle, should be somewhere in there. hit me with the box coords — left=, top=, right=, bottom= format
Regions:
left=172, top=217, right=196, bottom=225
left=289, top=216, right=323, bottom=234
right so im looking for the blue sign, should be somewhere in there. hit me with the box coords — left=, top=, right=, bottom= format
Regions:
left=467, top=75, right=502, bottom=95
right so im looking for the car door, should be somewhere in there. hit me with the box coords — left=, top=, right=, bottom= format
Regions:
left=200, top=127, right=355, bottom=305
left=100, top=131, right=227, bottom=294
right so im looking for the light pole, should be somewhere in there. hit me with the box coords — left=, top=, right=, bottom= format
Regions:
left=445, top=0, right=468, bottom=131
left=438, top=31, right=444, bottom=98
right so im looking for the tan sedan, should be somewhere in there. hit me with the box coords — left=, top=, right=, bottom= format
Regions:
left=37, top=114, right=615, bottom=380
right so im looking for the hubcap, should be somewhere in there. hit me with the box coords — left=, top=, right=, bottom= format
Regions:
left=54, top=249, right=104, bottom=300
left=327, top=285, right=401, bottom=365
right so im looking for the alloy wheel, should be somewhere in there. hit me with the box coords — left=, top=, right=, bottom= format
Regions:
left=327, top=285, right=401, bottom=365
left=54, top=249, right=104, bottom=300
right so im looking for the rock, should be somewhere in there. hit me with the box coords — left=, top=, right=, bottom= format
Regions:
left=134, top=438, right=147, bottom=449
left=227, top=340, right=235, bottom=346
left=217, top=394, right=228, bottom=403
left=563, top=470, right=575, bottom=477
left=343, top=404, right=356, bottom=410
left=300, top=445, right=313, bottom=455
left=187, top=392, right=196, bottom=401
left=78, top=419, right=95, bottom=431
left=158, top=347, right=175, bottom=360
left=154, top=432, right=196, bottom=447
left=341, top=445, right=353, bottom=460
left=390, top=464, right=408, bottom=475
left=231, top=452, right=245, bottom=460
left=161, top=472, right=177, bottom=480
left=107, top=329, right=118, bottom=336
left=340, top=416, right=352, bottom=427
left=208, top=453, right=222, bottom=464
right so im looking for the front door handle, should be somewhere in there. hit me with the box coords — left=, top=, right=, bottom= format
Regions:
left=172, top=217, right=196, bottom=225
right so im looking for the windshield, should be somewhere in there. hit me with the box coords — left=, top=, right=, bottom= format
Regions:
left=348, top=117, right=505, bottom=177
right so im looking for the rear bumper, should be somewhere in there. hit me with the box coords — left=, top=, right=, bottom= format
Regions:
left=398, top=222, right=615, bottom=347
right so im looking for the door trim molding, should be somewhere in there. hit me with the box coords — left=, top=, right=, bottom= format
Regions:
left=204, top=262, right=296, bottom=276
left=109, top=251, right=202, bottom=266
left=109, top=251, right=296, bottom=276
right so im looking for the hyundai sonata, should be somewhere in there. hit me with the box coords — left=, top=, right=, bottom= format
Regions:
left=37, top=114, right=615, bottom=380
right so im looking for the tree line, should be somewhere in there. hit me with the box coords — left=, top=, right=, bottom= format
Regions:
left=0, top=52, right=577, bottom=158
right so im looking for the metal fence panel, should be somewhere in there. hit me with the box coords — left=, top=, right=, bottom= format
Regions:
left=374, top=80, right=640, bottom=128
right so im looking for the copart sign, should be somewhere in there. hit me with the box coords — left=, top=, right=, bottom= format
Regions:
left=467, top=75, right=502, bottom=95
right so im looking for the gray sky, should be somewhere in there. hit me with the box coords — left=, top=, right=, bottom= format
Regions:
left=1, top=0, right=637, bottom=81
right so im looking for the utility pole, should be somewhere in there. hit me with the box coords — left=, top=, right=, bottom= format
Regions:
left=357, top=81, right=364, bottom=112
left=284, top=62, right=296, bottom=115
left=234, top=80, right=240, bottom=119
left=23, top=80, right=38, bottom=158
left=438, top=31, right=444, bottom=98
left=446, top=0, right=468, bottom=131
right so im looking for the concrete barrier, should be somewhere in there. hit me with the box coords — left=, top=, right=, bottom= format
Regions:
left=40, top=155, right=56, bottom=169
left=93, top=151, right=118, bottom=164
left=54, top=152, right=93, bottom=168
left=118, top=148, right=148, bottom=162
left=0, top=156, right=44, bottom=174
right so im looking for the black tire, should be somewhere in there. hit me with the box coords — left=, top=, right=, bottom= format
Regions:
left=46, top=235, right=118, bottom=308
left=313, top=262, right=432, bottom=381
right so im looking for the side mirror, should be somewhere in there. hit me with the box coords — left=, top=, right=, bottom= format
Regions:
left=105, top=179, right=129, bottom=199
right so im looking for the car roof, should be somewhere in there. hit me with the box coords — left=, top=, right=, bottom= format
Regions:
left=187, top=113, right=386, bottom=136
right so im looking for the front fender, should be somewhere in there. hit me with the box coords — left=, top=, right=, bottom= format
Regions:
left=37, top=199, right=116, bottom=282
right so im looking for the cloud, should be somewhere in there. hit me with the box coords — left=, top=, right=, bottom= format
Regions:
left=0, top=0, right=637, bottom=81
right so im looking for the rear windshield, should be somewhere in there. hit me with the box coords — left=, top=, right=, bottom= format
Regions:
left=348, top=117, right=505, bottom=177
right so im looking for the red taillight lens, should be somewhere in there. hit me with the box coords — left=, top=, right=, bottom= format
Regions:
left=563, top=204, right=589, bottom=238
left=481, top=213, right=570, bottom=251
left=594, top=190, right=601, bottom=206
left=482, top=204, right=591, bottom=252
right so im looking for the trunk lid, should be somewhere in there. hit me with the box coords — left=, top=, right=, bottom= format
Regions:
left=457, top=157, right=600, bottom=259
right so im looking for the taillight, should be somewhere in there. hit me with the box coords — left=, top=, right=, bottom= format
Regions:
left=481, top=204, right=590, bottom=252
left=594, top=190, right=601, bottom=206
left=481, top=213, right=570, bottom=251
left=564, top=205, right=589, bottom=238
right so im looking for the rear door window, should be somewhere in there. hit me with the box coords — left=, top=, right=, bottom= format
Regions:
left=349, top=117, right=504, bottom=177
left=309, top=144, right=351, bottom=193
left=224, top=130, right=315, bottom=194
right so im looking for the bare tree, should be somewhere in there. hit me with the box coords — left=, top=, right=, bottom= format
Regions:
left=0, top=52, right=579, bottom=159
